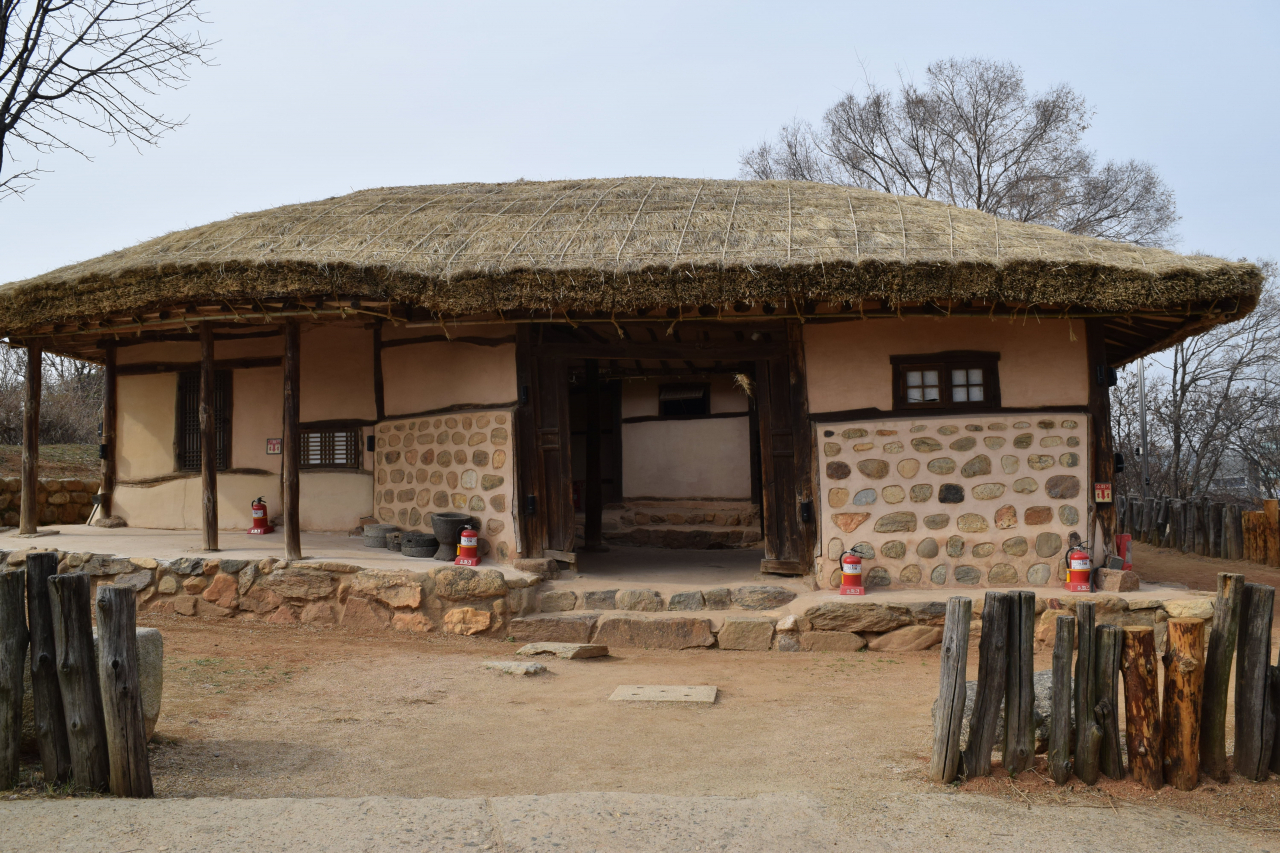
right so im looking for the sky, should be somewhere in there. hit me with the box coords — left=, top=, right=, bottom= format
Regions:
left=2, top=0, right=1277, bottom=283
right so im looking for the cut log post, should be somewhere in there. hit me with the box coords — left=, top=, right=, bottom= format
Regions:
left=1201, top=572, right=1245, bottom=783
left=199, top=321, right=219, bottom=551
left=1146, top=497, right=1159, bottom=545
left=25, top=552, right=70, bottom=784
left=1003, top=590, right=1036, bottom=775
left=1049, top=614, right=1075, bottom=784
left=1094, top=624, right=1125, bottom=779
left=1209, top=502, right=1224, bottom=559
left=94, top=586, right=153, bottom=797
left=1194, top=499, right=1208, bottom=556
left=1074, top=601, right=1097, bottom=771
left=1164, top=617, right=1205, bottom=790
left=1268, top=666, right=1280, bottom=775
left=1266, top=499, right=1280, bottom=567
left=1234, top=582, right=1275, bottom=782
left=100, top=342, right=117, bottom=519
left=48, top=573, right=109, bottom=791
left=0, top=569, right=29, bottom=789
left=928, top=596, right=973, bottom=783
left=1156, top=498, right=1170, bottom=547
left=1229, top=504, right=1245, bottom=561
left=19, top=343, right=42, bottom=534
left=1244, top=511, right=1265, bottom=563
left=1122, top=626, right=1163, bottom=789
left=961, top=591, right=1011, bottom=778
left=282, top=319, right=302, bottom=562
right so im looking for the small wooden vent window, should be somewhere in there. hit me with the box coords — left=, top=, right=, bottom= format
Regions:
left=890, top=352, right=1001, bottom=411
left=658, top=383, right=710, bottom=417
left=176, top=370, right=231, bottom=471
left=300, top=428, right=361, bottom=469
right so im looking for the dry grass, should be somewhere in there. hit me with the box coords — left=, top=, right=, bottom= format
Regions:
left=0, top=444, right=99, bottom=480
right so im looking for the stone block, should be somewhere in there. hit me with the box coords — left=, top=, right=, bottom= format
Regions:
left=540, top=589, right=579, bottom=612
left=391, top=612, right=433, bottom=632
left=704, top=588, right=732, bottom=610
left=731, top=585, right=797, bottom=610
left=444, top=606, right=492, bottom=635
left=592, top=615, right=715, bottom=650
left=802, top=601, right=912, bottom=633
left=668, top=590, right=705, bottom=611
left=300, top=601, right=337, bottom=625
left=867, top=625, right=942, bottom=651
left=583, top=589, right=618, bottom=609
left=112, top=570, right=153, bottom=592
left=717, top=617, right=776, bottom=651
left=257, top=567, right=336, bottom=600
left=516, top=642, right=608, bottom=660
left=202, top=573, right=239, bottom=608
left=1035, top=608, right=1075, bottom=644
left=182, top=576, right=207, bottom=594
left=433, top=566, right=508, bottom=600
left=351, top=569, right=426, bottom=609
left=485, top=661, right=546, bottom=676
left=1095, top=568, right=1139, bottom=592
left=341, top=596, right=392, bottom=630
left=509, top=613, right=599, bottom=643
left=616, top=588, right=664, bottom=612
left=195, top=598, right=234, bottom=618
left=1164, top=598, right=1215, bottom=620
left=799, top=631, right=868, bottom=652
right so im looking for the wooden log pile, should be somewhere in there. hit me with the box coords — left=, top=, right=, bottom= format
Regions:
left=930, top=570, right=1279, bottom=792
left=0, top=556, right=152, bottom=797
left=1115, top=492, right=1271, bottom=564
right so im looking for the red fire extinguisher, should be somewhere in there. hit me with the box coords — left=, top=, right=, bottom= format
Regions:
left=1065, top=544, right=1092, bottom=592
left=247, top=496, right=274, bottom=535
left=454, top=524, right=480, bottom=567
left=839, top=550, right=865, bottom=595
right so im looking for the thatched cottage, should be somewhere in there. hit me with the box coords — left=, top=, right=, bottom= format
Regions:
left=0, top=178, right=1261, bottom=589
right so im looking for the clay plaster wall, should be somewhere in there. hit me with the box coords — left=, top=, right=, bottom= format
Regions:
left=301, top=325, right=376, bottom=422
left=117, top=373, right=178, bottom=480
left=381, top=338, right=518, bottom=416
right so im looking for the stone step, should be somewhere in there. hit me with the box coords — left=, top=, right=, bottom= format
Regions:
left=537, top=583, right=797, bottom=614
left=598, top=525, right=762, bottom=549
left=612, top=509, right=759, bottom=528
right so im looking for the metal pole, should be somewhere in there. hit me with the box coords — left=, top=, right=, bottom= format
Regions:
left=1137, top=358, right=1151, bottom=497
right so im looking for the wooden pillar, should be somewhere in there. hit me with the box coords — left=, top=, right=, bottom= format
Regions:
left=25, top=552, right=70, bottom=784
left=48, top=573, right=109, bottom=791
left=1201, top=571, right=1245, bottom=782
left=372, top=319, right=386, bottom=422
left=928, top=596, right=972, bottom=783
left=283, top=319, right=302, bottom=562
left=0, top=570, right=28, bottom=789
left=94, top=586, right=153, bottom=797
left=20, top=343, right=42, bottom=534
left=1048, top=614, right=1075, bottom=784
left=1122, top=626, right=1163, bottom=789
left=100, top=342, right=117, bottom=519
left=1164, top=618, right=1206, bottom=791
left=583, top=359, right=603, bottom=551
left=199, top=322, right=219, bottom=551
left=1234, top=582, right=1275, bottom=782
left=1086, top=319, right=1116, bottom=553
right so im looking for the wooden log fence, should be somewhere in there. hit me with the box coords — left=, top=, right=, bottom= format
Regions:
left=1201, top=572, right=1244, bottom=783
left=1235, top=583, right=1276, bottom=782
left=49, top=572, right=110, bottom=792
left=1048, top=614, right=1075, bottom=785
left=928, top=596, right=972, bottom=784
left=1095, top=624, right=1125, bottom=779
left=961, top=591, right=1010, bottom=778
left=1003, top=591, right=1036, bottom=775
left=1115, top=492, right=1261, bottom=563
left=94, top=586, right=154, bottom=797
left=0, top=570, right=28, bottom=789
left=1074, top=601, right=1099, bottom=783
left=1164, top=618, right=1206, bottom=791
left=1122, top=626, right=1163, bottom=789
left=25, top=552, right=70, bottom=784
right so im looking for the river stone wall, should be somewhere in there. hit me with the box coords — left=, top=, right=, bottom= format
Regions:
left=373, top=410, right=517, bottom=563
left=0, top=477, right=100, bottom=527
left=817, top=414, right=1088, bottom=589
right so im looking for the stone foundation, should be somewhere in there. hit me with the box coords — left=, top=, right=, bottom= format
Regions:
left=0, top=477, right=100, bottom=527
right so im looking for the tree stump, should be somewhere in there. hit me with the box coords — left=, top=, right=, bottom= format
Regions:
left=25, top=552, right=70, bottom=784
left=961, top=592, right=1011, bottom=778
left=928, top=596, right=972, bottom=783
left=1234, top=582, right=1275, bottom=781
left=1122, top=626, right=1163, bottom=789
left=94, top=586, right=153, bottom=797
left=1049, top=614, right=1075, bottom=784
left=0, top=569, right=29, bottom=789
left=1003, top=591, right=1036, bottom=775
left=49, top=573, right=109, bottom=791
left=1094, top=624, right=1124, bottom=779
left=1164, top=618, right=1205, bottom=791
left=1201, top=572, right=1244, bottom=783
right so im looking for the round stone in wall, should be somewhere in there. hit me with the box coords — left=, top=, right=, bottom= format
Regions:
left=972, top=482, right=1005, bottom=500
left=827, top=461, right=852, bottom=480
left=829, top=487, right=850, bottom=508
left=957, top=513, right=989, bottom=533
left=1066, top=436, right=1080, bottom=447
left=416, top=490, right=431, bottom=508
left=405, top=449, right=419, bottom=465
left=383, top=488, right=394, bottom=503
left=899, top=564, right=922, bottom=584
left=851, top=541, right=875, bottom=558
left=1028, top=455, right=1056, bottom=470
left=949, top=436, right=977, bottom=452
left=827, top=538, right=844, bottom=560
left=495, top=414, right=508, bottom=425
left=490, top=494, right=506, bottom=512
left=429, top=470, right=444, bottom=485
left=452, top=431, right=466, bottom=445
left=955, top=565, right=982, bottom=584
left=390, top=469, right=405, bottom=484
left=398, top=508, right=409, bottom=525
left=1013, top=421, right=1030, bottom=428
left=946, top=535, right=965, bottom=557
left=1058, top=452, right=1079, bottom=468
left=972, top=542, right=996, bottom=558
left=379, top=424, right=391, bottom=434
left=938, top=483, right=964, bottom=503
left=472, top=450, right=489, bottom=467
left=447, top=471, right=460, bottom=489
left=433, top=490, right=449, bottom=507
left=418, top=422, right=431, bottom=433
left=857, top=460, right=890, bottom=479
left=931, top=564, right=948, bottom=584
left=388, top=434, right=402, bottom=447
left=928, top=458, right=957, bottom=475
left=460, top=469, right=478, bottom=490
left=477, top=415, right=491, bottom=429
left=833, top=513, right=871, bottom=533
left=451, top=493, right=467, bottom=509
left=917, top=538, right=939, bottom=558
left=481, top=474, right=505, bottom=491
left=1061, top=419, right=1078, bottom=429
left=438, top=452, right=452, bottom=468
left=852, top=488, right=877, bottom=505
left=469, top=432, right=487, bottom=447
left=384, top=450, right=401, bottom=464
left=965, top=424, right=984, bottom=432
left=437, top=430, right=449, bottom=445
left=377, top=470, right=387, bottom=485
left=1002, top=536, right=1029, bottom=556
left=404, top=433, right=416, bottom=448
left=994, top=505, right=1017, bottom=529
left=445, top=417, right=459, bottom=429
left=1040, top=435, right=1063, bottom=447
left=1060, top=505, right=1079, bottom=525
left=910, top=484, right=933, bottom=502
left=1013, top=433, right=1034, bottom=448
left=1013, top=477, right=1037, bottom=494
left=462, top=416, right=473, bottom=430
left=378, top=507, right=394, bottom=522
left=989, top=564, right=1019, bottom=585
left=469, top=495, right=486, bottom=511
left=938, top=425, right=959, bottom=435
left=898, top=459, right=920, bottom=478
left=422, top=448, right=436, bottom=465
left=415, top=469, right=429, bottom=484
left=961, top=455, right=992, bottom=478
left=853, top=442, right=875, bottom=452
left=924, top=513, right=950, bottom=529
left=882, top=486, right=906, bottom=504
left=1001, top=455, right=1020, bottom=474
left=883, top=441, right=904, bottom=454
left=828, top=567, right=842, bottom=587
left=874, top=512, right=917, bottom=533
left=1024, top=506, right=1053, bottom=525
left=1037, top=419, right=1056, bottom=429
left=397, top=488, right=416, bottom=503
left=491, top=427, right=509, bottom=445
left=842, top=427, right=868, bottom=439
left=909, top=425, right=928, bottom=433
left=452, top=450, right=465, bottom=465
left=824, top=442, right=842, bottom=457
left=409, top=507, right=422, bottom=526
left=1027, top=563, right=1052, bottom=585
left=988, top=422, right=1007, bottom=431
left=984, top=436, right=1006, bottom=449
left=912, top=437, right=943, bottom=452
left=493, top=449, right=507, bottom=469
left=881, top=540, right=907, bottom=559
left=866, top=567, right=891, bottom=587
left=497, top=541, right=510, bottom=560
left=1036, top=532, right=1063, bottom=558
left=1045, top=475, right=1081, bottom=499
left=485, top=518, right=504, bottom=536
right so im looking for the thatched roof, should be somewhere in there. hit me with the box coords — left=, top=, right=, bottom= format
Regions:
left=0, top=177, right=1262, bottom=360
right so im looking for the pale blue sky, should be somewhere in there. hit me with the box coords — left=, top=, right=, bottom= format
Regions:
left=2, top=0, right=1276, bottom=283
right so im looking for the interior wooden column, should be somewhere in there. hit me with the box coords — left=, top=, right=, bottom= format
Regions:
left=19, top=343, right=42, bottom=534
left=1086, top=319, right=1117, bottom=555
left=583, top=358, right=603, bottom=550
left=199, top=323, right=219, bottom=551
left=100, top=343, right=117, bottom=519
left=282, top=320, right=302, bottom=561
left=372, top=319, right=386, bottom=422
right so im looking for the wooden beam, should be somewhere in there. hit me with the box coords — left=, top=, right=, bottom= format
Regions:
left=372, top=320, right=386, bottom=422
left=199, top=323, right=219, bottom=551
left=116, top=356, right=282, bottom=376
left=282, top=319, right=302, bottom=561
left=100, top=343, right=117, bottom=519
left=20, top=343, right=42, bottom=534
left=379, top=334, right=516, bottom=349
left=583, top=359, right=602, bottom=550
left=1086, top=319, right=1116, bottom=556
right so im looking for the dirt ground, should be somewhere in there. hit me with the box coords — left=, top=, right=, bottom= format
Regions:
left=0, top=443, right=99, bottom=479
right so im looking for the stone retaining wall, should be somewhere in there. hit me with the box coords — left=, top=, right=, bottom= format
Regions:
left=0, top=478, right=100, bottom=527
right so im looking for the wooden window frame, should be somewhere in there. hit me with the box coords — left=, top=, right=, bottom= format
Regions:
left=889, top=351, right=1001, bottom=411
left=657, top=382, right=711, bottom=418
left=299, top=426, right=362, bottom=470
left=175, top=369, right=232, bottom=472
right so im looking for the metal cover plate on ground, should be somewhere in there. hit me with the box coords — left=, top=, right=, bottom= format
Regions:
left=608, top=685, right=718, bottom=703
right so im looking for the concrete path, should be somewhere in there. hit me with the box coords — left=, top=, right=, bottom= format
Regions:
left=2, top=790, right=1269, bottom=852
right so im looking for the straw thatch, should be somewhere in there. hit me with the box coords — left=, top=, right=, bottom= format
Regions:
left=0, top=177, right=1262, bottom=333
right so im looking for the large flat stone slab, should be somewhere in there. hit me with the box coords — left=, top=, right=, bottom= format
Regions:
left=803, top=601, right=912, bottom=633
left=516, top=642, right=609, bottom=660
left=508, top=613, right=599, bottom=643
left=716, top=617, right=775, bottom=651
left=592, top=615, right=715, bottom=650
left=484, top=661, right=546, bottom=676
left=608, top=685, right=718, bottom=703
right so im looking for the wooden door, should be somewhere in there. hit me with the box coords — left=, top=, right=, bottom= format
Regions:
left=515, top=328, right=574, bottom=557
left=755, top=321, right=815, bottom=574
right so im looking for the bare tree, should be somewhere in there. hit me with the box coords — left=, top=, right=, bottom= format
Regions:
left=0, top=0, right=212, bottom=198
left=740, top=57, right=1179, bottom=247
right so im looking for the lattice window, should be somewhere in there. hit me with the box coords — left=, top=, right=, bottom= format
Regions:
left=176, top=370, right=231, bottom=471
left=658, top=383, right=710, bottom=417
left=891, top=352, right=1000, bottom=411
left=300, top=428, right=361, bottom=469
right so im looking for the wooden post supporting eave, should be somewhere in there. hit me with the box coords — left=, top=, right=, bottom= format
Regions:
left=283, top=319, right=302, bottom=561
left=372, top=319, right=386, bottom=422
left=19, top=342, right=42, bottom=534
left=1085, top=319, right=1116, bottom=556
left=199, top=323, right=219, bottom=550
left=583, top=358, right=602, bottom=550
left=100, top=343, right=117, bottom=519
